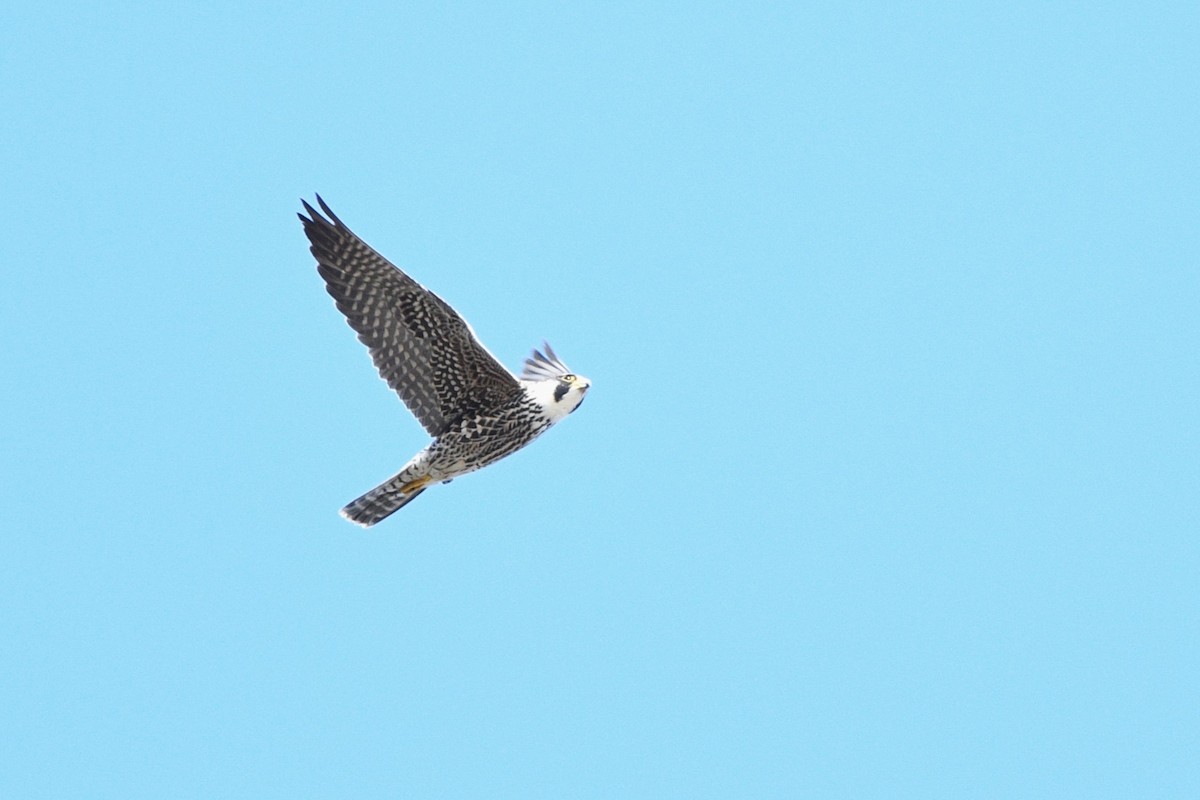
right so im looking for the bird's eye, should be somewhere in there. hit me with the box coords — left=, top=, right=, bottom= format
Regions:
left=563, top=374, right=576, bottom=382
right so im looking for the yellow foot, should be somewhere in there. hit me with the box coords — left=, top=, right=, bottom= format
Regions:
left=401, top=475, right=432, bottom=495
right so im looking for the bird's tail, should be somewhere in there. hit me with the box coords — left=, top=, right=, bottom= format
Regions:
left=340, top=472, right=431, bottom=527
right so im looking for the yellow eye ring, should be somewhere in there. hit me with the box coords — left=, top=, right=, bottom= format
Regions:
left=562, top=374, right=577, bottom=382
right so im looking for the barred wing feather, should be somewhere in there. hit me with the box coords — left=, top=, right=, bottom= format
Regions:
left=299, top=196, right=521, bottom=437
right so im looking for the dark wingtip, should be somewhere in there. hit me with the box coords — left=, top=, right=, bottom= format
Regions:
left=299, top=198, right=320, bottom=224
left=299, top=195, right=342, bottom=228
left=315, top=194, right=342, bottom=226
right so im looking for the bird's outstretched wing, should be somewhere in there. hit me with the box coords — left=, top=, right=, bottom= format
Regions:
left=300, top=196, right=521, bottom=437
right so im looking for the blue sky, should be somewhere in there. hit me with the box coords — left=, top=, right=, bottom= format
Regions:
left=2, top=2, right=1197, bottom=797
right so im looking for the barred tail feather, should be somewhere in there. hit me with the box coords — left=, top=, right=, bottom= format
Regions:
left=340, top=473, right=428, bottom=527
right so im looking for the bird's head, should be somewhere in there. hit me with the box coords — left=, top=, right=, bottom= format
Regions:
left=549, top=371, right=591, bottom=414
left=521, top=342, right=590, bottom=419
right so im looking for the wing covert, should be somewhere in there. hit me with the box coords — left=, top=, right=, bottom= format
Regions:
left=299, top=196, right=521, bottom=437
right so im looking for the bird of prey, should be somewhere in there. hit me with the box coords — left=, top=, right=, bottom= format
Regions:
left=299, top=196, right=590, bottom=527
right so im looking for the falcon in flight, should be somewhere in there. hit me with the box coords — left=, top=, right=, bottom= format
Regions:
left=300, top=196, right=590, bottom=527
